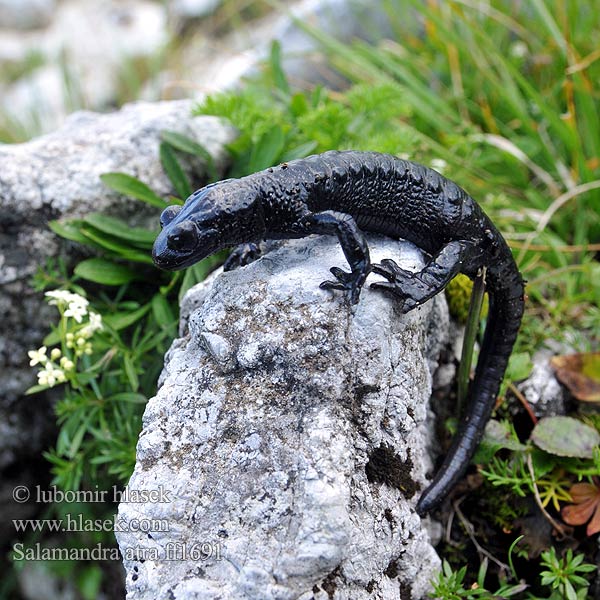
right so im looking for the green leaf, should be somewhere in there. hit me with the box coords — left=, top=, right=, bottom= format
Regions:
left=100, top=173, right=167, bottom=208
left=43, top=328, right=62, bottom=347
left=68, top=422, right=88, bottom=458
left=103, top=304, right=151, bottom=331
left=107, top=392, right=147, bottom=404
left=160, top=130, right=217, bottom=180
left=83, top=213, right=157, bottom=246
left=151, top=293, right=176, bottom=331
left=270, top=40, right=290, bottom=95
left=25, top=384, right=49, bottom=395
left=457, top=269, right=486, bottom=412
left=530, top=447, right=557, bottom=478
left=565, top=580, right=577, bottom=600
left=79, top=227, right=154, bottom=264
left=74, top=258, right=139, bottom=286
left=123, top=354, right=139, bottom=391
left=506, top=351, right=534, bottom=382
left=500, top=351, right=534, bottom=397
left=89, top=455, right=116, bottom=465
left=248, top=126, right=285, bottom=172
left=49, top=220, right=92, bottom=245
left=77, top=564, right=102, bottom=600
left=473, top=419, right=527, bottom=464
left=289, top=92, right=309, bottom=117
left=160, top=142, right=192, bottom=200
left=280, top=141, right=318, bottom=162
left=531, top=416, right=600, bottom=458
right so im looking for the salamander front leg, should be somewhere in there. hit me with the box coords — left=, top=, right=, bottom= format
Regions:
left=223, top=243, right=262, bottom=271
left=370, top=240, right=474, bottom=313
left=300, top=211, right=371, bottom=305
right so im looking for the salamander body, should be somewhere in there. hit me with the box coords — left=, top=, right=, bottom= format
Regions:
left=152, top=150, right=525, bottom=514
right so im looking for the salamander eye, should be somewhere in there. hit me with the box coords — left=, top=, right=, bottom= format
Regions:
left=160, top=205, right=182, bottom=229
left=167, top=221, right=198, bottom=252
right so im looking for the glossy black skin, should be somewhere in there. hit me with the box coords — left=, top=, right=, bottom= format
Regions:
left=152, top=150, right=524, bottom=515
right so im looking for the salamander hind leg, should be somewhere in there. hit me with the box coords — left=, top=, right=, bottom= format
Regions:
left=300, top=210, right=371, bottom=305
left=370, top=240, right=475, bottom=313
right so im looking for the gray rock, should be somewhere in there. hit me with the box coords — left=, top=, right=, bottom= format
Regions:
left=0, top=0, right=55, bottom=30
left=0, top=0, right=169, bottom=134
left=517, top=346, right=571, bottom=418
left=0, top=100, right=233, bottom=468
left=117, top=234, right=446, bottom=599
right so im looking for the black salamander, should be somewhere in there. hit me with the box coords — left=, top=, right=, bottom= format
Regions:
left=152, top=150, right=525, bottom=515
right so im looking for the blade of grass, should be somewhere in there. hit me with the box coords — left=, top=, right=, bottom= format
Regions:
left=83, top=213, right=157, bottom=247
left=457, top=268, right=487, bottom=414
left=160, top=130, right=217, bottom=181
left=100, top=173, right=166, bottom=208
left=160, top=142, right=192, bottom=201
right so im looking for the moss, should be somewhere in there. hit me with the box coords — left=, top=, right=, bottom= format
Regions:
left=445, top=273, right=489, bottom=323
left=365, top=443, right=418, bottom=498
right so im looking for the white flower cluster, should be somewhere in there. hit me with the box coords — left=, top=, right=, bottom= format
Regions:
left=28, top=346, right=73, bottom=387
left=45, top=290, right=90, bottom=323
left=27, top=289, right=104, bottom=389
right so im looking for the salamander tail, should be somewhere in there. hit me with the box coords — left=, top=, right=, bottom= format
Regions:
left=416, top=270, right=524, bottom=515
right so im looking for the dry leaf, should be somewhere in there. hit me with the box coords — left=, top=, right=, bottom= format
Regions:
left=561, top=477, right=600, bottom=536
left=550, top=352, right=600, bottom=402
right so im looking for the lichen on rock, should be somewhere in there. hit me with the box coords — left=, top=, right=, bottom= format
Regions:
left=117, top=234, right=447, bottom=599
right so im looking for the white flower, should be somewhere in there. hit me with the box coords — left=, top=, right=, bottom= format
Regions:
left=28, top=346, right=48, bottom=366
left=69, top=293, right=89, bottom=308
left=45, top=290, right=89, bottom=323
left=80, top=312, right=103, bottom=338
left=64, top=300, right=88, bottom=323
left=50, top=348, right=61, bottom=360
left=45, top=290, right=76, bottom=306
left=88, top=312, right=103, bottom=332
left=37, top=364, right=66, bottom=387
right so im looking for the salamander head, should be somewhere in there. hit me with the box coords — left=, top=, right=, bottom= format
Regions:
left=152, top=181, right=264, bottom=270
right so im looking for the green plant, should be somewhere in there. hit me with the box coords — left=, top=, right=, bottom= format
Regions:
left=538, top=547, right=596, bottom=600
left=195, top=42, right=600, bottom=593
left=430, top=560, right=480, bottom=599
left=479, top=416, right=600, bottom=509
left=195, top=44, right=442, bottom=175
left=430, top=554, right=526, bottom=599
left=431, top=538, right=596, bottom=600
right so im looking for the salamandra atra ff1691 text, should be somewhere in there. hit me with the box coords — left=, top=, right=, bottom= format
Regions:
left=152, top=150, right=525, bottom=515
